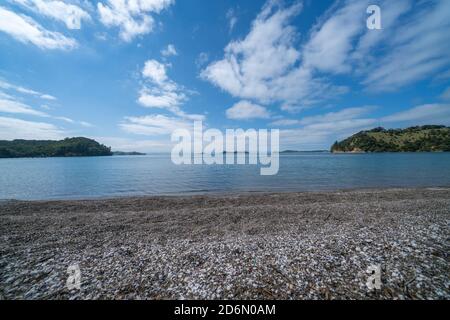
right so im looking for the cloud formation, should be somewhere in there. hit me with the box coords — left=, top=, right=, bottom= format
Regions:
left=12, top=0, right=91, bottom=29
left=278, top=103, right=450, bottom=150
left=202, top=0, right=450, bottom=115
left=138, top=59, right=204, bottom=120
left=381, top=104, right=450, bottom=124
left=97, top=0, right=174, bottom=41
left=226, top=100, right=270, bottom=120
left=123, top=58, right=205, bottom=138
left=0, top=116, right=65, bottom=140
left=0, top=6, right=77, bottom=49
left=362, top=0, right=450, bottom=91
left=120, top=114, right=192, bottom=136
left=271, top=106, right=375, bottom=126
left=0, top=98, right=48, bottom=117
left=161, top=44, right=177, bottom=57
left=201, top=1, right=347, bottom=111
left=0, top=79, right=56, bottom=100
left=226, top=8, right=238, bottom=33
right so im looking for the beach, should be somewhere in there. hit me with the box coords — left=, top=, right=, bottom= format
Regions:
left=0, top=188, right=449, bottom=300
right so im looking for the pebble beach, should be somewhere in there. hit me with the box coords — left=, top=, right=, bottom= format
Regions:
left=0, top=188, right=449, bottom=300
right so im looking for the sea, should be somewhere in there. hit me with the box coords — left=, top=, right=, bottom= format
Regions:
left=1, top=152, right=449, bottom=200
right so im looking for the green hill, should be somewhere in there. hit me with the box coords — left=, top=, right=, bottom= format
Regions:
left=112, top=151, right=146, bottom=156
left=0, top=137, right=113, bottom=158
left=331, top=125, right=450, bottom=153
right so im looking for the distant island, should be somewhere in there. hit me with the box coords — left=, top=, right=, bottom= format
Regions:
left=112, top=151, right=146, bottom=156
left=281, top=150, right=329, bottom=153
left=0, top=137, right=112, bottom=158
left=331, top=125, right=450, bottom=153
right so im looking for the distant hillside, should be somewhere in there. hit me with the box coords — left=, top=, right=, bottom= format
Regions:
left=0, top=137, right=112, bottom=158
left=331, top=125, right=450, bottom=153
left=112, top=151, right=146, bottom=156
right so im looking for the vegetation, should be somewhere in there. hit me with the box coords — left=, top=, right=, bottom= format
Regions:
left=112, top=151, right=146, bottom=156
left=331, top=125, right=450, bottom=153
left=0, top=137, right=112, bottom=158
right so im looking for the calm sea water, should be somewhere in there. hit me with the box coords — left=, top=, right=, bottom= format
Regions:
left=1, top=153, right=450, bottom=200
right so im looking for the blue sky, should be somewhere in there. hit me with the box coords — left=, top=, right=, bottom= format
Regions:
left=0, top=0, right=449, bottom=152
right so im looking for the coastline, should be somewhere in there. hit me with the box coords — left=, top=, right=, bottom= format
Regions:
left=1, top=188, right=449, bottom=299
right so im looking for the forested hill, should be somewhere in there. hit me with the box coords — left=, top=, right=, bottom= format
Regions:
left=0, top=137, right=112, bottom=158
left=331, top=125, right=450, bottom=153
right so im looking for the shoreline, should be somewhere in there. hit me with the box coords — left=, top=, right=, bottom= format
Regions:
left=1, top=188, right=449, bottom=299
left=2, top=185, right=450, bottom=202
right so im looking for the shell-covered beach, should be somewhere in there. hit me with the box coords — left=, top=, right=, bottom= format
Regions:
left=1, top=188, right=449, bottom=299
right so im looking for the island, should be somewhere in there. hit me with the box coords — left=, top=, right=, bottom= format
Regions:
left=331, top=125, right=450, bottom=153
left=0, top=137, right=113, bottom=158
left=112, top=151, right=147, bottom=156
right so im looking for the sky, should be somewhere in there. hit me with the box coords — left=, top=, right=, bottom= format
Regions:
left=0, top=0, right=449, bottom=152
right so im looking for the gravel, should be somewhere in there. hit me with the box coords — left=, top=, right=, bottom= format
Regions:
left=0, top=188, right=449, bottom=300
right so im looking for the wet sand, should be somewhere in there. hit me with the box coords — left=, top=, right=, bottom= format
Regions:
left=0, top=188, right=449, bottom=299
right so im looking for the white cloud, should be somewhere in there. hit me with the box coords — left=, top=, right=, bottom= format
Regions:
left=202, top=2, right=301, bottom=102
left=299, top=0, right=450, bottom=91
left=138, top=90, right=184, bottom=109
left=97, top=0, right=174, bottom=41
left=195, top=52, right=209, bottom=68
left=362, top=1, right=450, bottom=91
left=203, top=0, right=450, bottom=114
left=226, top=100, right=270, bottom=120
left=304, top=0, right=450, bottom=92
left=0, top=6, right=77, bottom=50
left=299, top=0, right=450, bottom=92
left=352, top=0, right=412, bottom=63
left=127, top=57, right=204, bottom=140
left=161, top=44, right=177, bottom=57
left=270, top=106, right=375, bottom=126
left=142, top=59, right=168, bottom=84
left=280, top=118, right=377, bottom=150
left=124, top=57, right=204, bottom=138
left=201, top=1, right=346, bottom=108
left=120, top=114, right=192, bottom=136
left=303, top=0, right=368, bottom=74
left=0, top=79, right=91, bottom=128
left=226, top=8, right=238, bottom=33
left=278, top=120, right=375, bottom=151
left=40, top=94, right=56, bottom=100
left=0, top=96, right=90, bottom=127
left=54, top=116, right=74, bottom=123
left=138, top=59, right=204, bottom=120
left=139, top=60, right=186, bottom=113
left=0, top=79, right=57, bottom=100
left=300, top=118, right=377, bottom=133
left=0, top=98, right=48, bottom=117
left=277, top=102, right=450, bottom=150
left=298, top=106, right=375, bottom=125
left=12, top=0, right=91, bottom=29
left=269, top=119, right=299, bottom=127
left=0, top=116, right=65, bottom=140
left=381, top=104, right=450, bottom=125
left=80, top=121, right=93, bottom=127
left=54, top=116, right=95, bottom=127
left=0, top=91, right=15, bottom=100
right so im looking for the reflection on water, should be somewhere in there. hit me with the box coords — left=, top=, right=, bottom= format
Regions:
left=0, top=153, right=450, bottom=200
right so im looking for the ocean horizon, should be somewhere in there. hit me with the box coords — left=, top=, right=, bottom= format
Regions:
left=1, top=152, right=450, bottom=200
